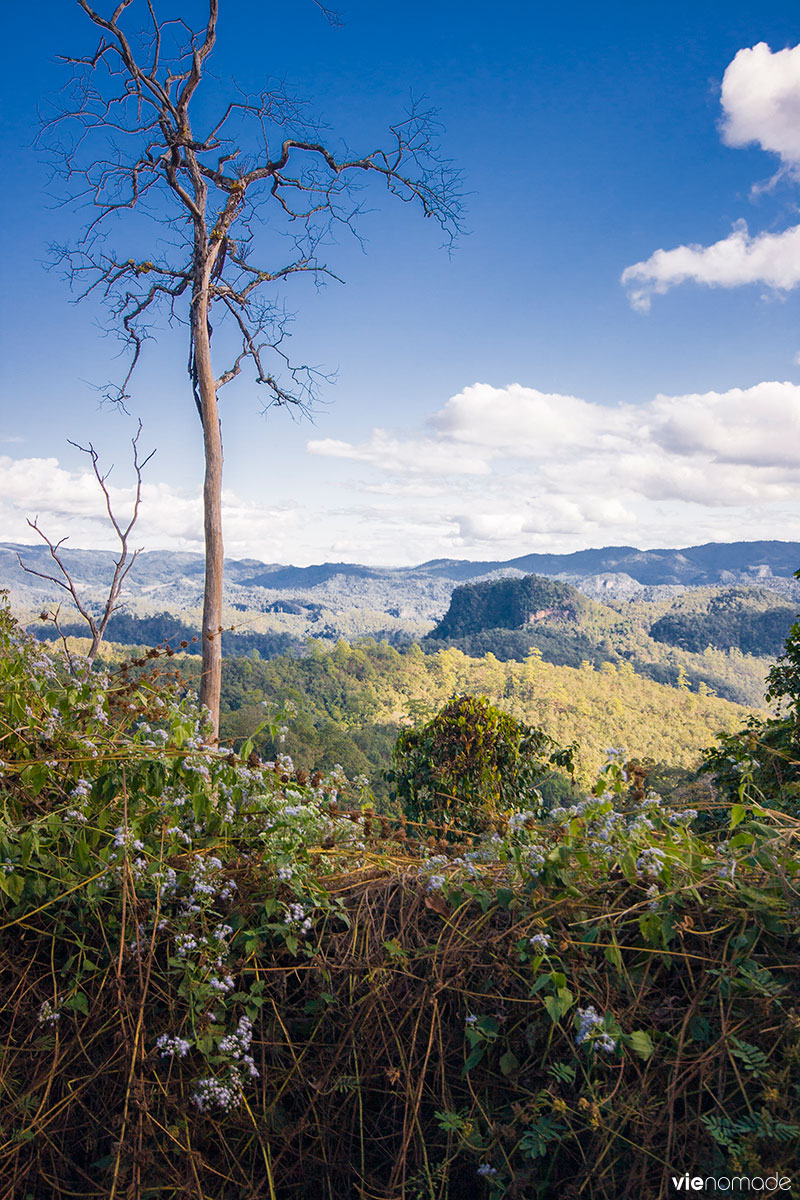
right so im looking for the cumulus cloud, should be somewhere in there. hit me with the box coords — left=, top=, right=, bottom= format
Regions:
left=7, top=378, right=800, bottom=567
left=430, top=383, right=633, bottom=456
left=622, top=40, right=800, bottom=308
left=0, top=456, right=303, bottom=561
left=647, top=381, right=800, bottom=466
left=721, top=42, right=800, bottom=171
left=621, top=222, right=800, bottom=310
left=304, top=380, right=800, bottom=559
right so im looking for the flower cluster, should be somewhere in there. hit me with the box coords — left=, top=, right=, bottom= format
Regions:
left=528, top=932, right=551, bottom=952
left=192, top=1015, right=259, bottom=1111
left=575, top=1006, right=616, bottom=1053
left=155, top=1033, right=192, bottom=1058
left=38, top=999, right=61, bottom=1025
left=636, top=847, right=666, bottom=878
left=285, top=902, right=313, bottom=935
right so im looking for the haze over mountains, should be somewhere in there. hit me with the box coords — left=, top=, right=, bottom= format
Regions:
left=4, top=539, right=800, bottom=610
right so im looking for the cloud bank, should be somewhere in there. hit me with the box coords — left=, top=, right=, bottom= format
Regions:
left=622, top=41, right=800, bottom=309
left=4, top=379, right=800, bottom=566
left=307, top=380, right=800, bottom=558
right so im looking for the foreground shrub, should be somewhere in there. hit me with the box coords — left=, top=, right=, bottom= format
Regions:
left=387, top=693, right=574, bottom=832
left=1, top=605, right=799, bottom=1199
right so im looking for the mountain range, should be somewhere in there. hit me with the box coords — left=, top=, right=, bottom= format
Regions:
left=5, top=539, right=799, bottom=709
left=4, top=538, right=800, bottom=605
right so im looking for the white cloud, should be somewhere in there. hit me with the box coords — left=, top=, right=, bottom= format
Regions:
left=307, top=430, right=491, bottom=476
left=621, top=221, right=800, bottom=310
left=6, top=377, right=800, bottom=567
left=302, top=380, right=800, bottom=559
left=721, top=42, right=800, bottom=172
left=622, top=40, right=800, bottom=309
left=430, top=382, right=632, bottom=456
left=647, top=381, right=800, bottom=466
left=0, top=456, right=304, bottom=561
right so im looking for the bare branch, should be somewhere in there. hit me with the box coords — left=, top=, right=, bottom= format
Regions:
left=17, top=422, right=154, bottom=663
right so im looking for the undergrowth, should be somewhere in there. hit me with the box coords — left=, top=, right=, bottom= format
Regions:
left=1, top=601, right=799, bottom=1199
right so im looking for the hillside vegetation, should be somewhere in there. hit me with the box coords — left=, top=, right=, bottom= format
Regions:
left=424, top=575, right=786, bottom=706
left=1, top=602, right=799, bottom=1198
left=211, top=639, right=759, bottom=789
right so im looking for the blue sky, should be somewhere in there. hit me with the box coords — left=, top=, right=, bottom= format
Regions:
left=2, top=1, right=800, bottom=565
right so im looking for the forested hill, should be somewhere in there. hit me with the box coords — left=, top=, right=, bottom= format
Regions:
left=211, top=639, right=760, bottom=789
left=429, top=575, right=588, bottom=639
left=424, top=574, right=796, bottom=706
left=648, top=586, right=798, bottom=657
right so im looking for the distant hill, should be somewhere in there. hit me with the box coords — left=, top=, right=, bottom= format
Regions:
left=648, top=587, right=798, bottom=657
left=421, top=573, right=798, bottom=708
left=4, top=541, right=799, bottom=705
left=4, top=539, right=800, bottom=602
left=429, top=575, right=587, bottom=639
left=240, top=562, right=389, bottom=589
left=419, top=541, right=800, bottom=585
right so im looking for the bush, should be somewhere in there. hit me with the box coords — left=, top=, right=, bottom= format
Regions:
left=387, top=693, right=574, bottom=831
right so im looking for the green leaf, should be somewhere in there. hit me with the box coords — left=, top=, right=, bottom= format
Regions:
left=499, top=1049, right=520, bottom=1077
left=462, top=1044, right=485, bottom=1074
left=544, top=994, right=564, bottom=1024
left=731, top=804, right=746, bottom=828
left=65, top=991, right=89, bottom=1016
left=604, top=944, right=622, bottom=969
left=729, top=1037, right=769, bottom=1074
left=435, top=1109, right=465, bottom=1133
left=476, top=1015, right=499, bottom=1037
left=547, top=1061, right=576, bottom=1083
left=627, top=1030, right=654, bottom=1059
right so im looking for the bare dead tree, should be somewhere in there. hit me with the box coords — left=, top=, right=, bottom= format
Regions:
left=18, top=421, right=154, bottom=662
left=41, top=0, right=462, bottom=738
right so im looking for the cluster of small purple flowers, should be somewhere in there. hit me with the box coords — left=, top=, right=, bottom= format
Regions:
left=575, top=1006, right=617, bottom=1053
left=191, top=1077, right=242, bottom=1112
left=286, top=903, right=313, bottom=935
left=183, top=854, right=237, bottom=909
left=219, top=1014, right=259, bottom=1082
left=636, top=847, right=666, bottom=878
left=38, top=999, right=61, bottom=1025
left=155, top=1033, right=192, bottom=1058
left=112, top=826, right=144, bottom=853
left=528, top=931, right=551, bottom=952
left=508, top=808, right=539, bottom=831
left=191, top=1015, right=259, bottom=1111
left=208, top=974, right=235, bottom=993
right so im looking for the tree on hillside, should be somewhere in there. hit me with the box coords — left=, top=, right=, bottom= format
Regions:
left=45, top=0, right=461, bottom=736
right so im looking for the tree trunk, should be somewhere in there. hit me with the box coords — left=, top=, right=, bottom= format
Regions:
left=193, top=278, right=223, bottom=740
